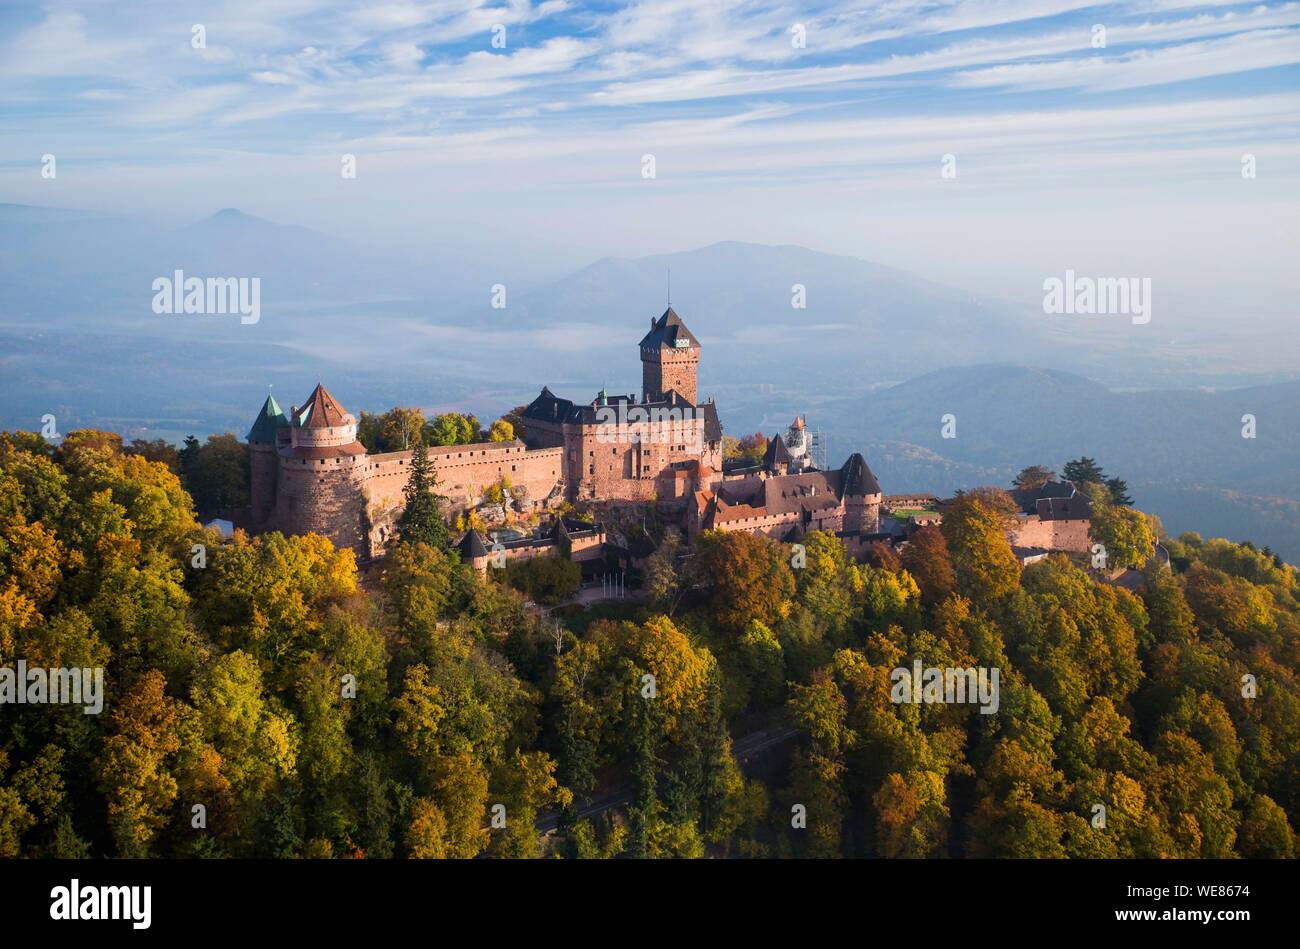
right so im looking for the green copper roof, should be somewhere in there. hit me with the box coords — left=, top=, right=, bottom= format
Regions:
left=247, top=393, right=289, bottom=443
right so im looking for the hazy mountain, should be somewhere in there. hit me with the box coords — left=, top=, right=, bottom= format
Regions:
left=503, top=241, right=1053, bottom=380
left=0, top=205, right=504, bottom=350
left=773, top=364, right=1300, bottom=559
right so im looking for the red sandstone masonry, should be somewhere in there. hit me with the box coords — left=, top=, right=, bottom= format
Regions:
left=1007, top=515, right=1092, bottom=553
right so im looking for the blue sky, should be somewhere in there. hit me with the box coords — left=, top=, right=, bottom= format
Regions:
left=2, top=0, right=1299, bottom=315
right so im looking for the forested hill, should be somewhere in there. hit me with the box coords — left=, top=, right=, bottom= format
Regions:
left=2, top=429, right=1297, bottom=859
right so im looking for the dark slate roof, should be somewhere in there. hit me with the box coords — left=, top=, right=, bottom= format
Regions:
left=711, top=453, right=880, bottom=521
left=840, top=452, right=882, bottom=497
left=1012, top=545, right=1051, bottom=559
left=763, top=473, right=841, bottom=515
left=701, top=401, right=722, bottom=442
left=522, top=387, right=584, bottom=424
left=248, top=393, right=289, bottom=443
left=293, top=383, right=349, bottom=429
left=763, top=433, right=791, bottom=469
left=1013, top=479, right=1079, bottom=513
left=522, top=386, right=721, bottom=441
left=457, top=530, right=488, bottom=559
left=638, top=307, right=700, bottom=350
left=1037, top=495, right=1092, bottom=520
left=1040, top=480, right=1077, bottom=499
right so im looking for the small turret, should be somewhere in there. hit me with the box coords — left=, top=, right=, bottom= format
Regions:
left=763, top=433, right=791, bottom=475
left=276, top=383, right=370, bottom=556
left=457, top=529, right=490, bottom=572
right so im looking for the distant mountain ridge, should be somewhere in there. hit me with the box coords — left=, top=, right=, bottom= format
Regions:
left=506, top=240, right=1050, bottom=376
left=793, top=364, right=1300, bottom=559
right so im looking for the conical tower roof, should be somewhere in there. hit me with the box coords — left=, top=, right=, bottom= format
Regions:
left=247, top=392, right=289, bottom=442
left=763, top=433, right=791, bottom=469
left=292, top=383, right=349, bottom=429
left=457, top=529, right=488, bottom=560
left=840, top=452, right=882, bottom=497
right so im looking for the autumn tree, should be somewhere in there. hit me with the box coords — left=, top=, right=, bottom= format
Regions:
left=899, top=525, right=956, bottom=605
left=696, top=530, right=795, bottom=636
left=1085, top=483, right=1155, bottom=569
left=489, top=750, right=572, bottom=858
left=180, top=433, right=250, bottom=514
left=940, top=493, right=1021, bottom=604
left=488, top=418, right=516, bottom=442
left=1012, top=466, right=1055, bottom=491
left=96, top=671, right=182, bottom=857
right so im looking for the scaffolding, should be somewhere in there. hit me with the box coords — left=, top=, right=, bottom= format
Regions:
left=808, top=428, right=828, bottom=471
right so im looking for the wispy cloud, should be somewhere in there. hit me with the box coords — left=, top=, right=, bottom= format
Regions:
left=1, top=0, right=1297, bottom=299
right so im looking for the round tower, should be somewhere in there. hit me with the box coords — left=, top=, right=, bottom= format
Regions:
left=840, top=452, right=883, bottom=535
left=247, top=392, right=289, bottom=527
left=276, top=383, right=372, bottom=557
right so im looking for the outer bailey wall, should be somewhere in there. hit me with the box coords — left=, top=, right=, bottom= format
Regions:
left=362, top=442, right=563, bottom=511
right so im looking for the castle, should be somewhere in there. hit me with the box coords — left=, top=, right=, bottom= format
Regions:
left=246, top=307, right=886, bottom=561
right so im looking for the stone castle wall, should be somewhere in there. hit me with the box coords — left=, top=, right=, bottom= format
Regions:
left=1008, top=515, right=1092, bottom=553
left=362, top=441, right=563, bottom=511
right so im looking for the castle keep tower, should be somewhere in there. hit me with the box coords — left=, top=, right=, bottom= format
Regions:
left=640, top=307, right=700, bottom=404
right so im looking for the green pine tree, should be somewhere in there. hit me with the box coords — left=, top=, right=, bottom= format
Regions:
left=1062, top=456, right=1105, bottom=485
left=396, top=435, right=450, bottom=550
left=1106, top=475, right=1133, bottom=506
